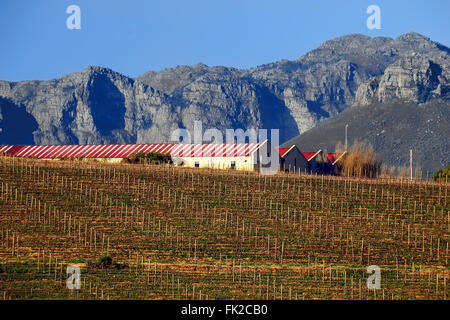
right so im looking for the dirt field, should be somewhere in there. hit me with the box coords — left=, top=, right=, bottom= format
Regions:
left=0, top=157, right=448, bottom=299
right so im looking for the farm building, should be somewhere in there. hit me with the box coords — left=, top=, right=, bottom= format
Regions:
left=0, top=143, right=174, bottom=162
left=0, top=142, right=344, bottom=174
left=0, top=140, right=278, bottom=172
left=298, top=150, right=347, bottom=174
left=302, top=150, right=324, bottom=173
left=277, top=145, right=309, bottom=173
left=169, top=140, right=277, bottom=171
left=326, top=152, right=346, bottom=165
left=325, top=152, right=347, bottom=175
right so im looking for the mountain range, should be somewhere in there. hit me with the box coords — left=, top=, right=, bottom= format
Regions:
left=0, top=32, right=449, bottom=171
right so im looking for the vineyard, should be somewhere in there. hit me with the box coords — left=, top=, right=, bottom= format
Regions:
left=0, top=156, right=448, bottom=300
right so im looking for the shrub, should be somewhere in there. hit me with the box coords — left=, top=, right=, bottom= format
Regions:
left=122, top=152, right=172, bottom=164
left=315, top=149, right=335, bottom=175
left=380, top=164, right=396, bottom=178
left=433, top=164, right=450, bottom=182
left=336, top=140, right=382, bottom=178
left=88, top=256, right=128, bottom=270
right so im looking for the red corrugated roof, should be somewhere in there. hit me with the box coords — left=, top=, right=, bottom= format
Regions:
left=326, top=152, right=345, bottom=165
left=0, top=142, right=265, bottom=159
left=326, top=153, right=338, bottom=164
left=277, top=147, right=290, bottom=157
left=302, top=151, right=319, bottom=161
left=16, top=145, right=35, bottom=157
left=0, top=145, right=21, bottom=155
left=170, top=142, right=262, bottom=157
left=0, top=145, right=13, bottom=154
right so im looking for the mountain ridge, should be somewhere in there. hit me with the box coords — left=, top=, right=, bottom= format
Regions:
left=1, top=32, right=449, bottom=171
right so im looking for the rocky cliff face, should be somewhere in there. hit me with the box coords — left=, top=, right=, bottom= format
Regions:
left=0, top=32, right=449, bottom=146
left=355, top=54, right=449, bottom=105
left=1, top=67, right=174, bottom=144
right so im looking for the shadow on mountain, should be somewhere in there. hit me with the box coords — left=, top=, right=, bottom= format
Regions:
left=257, top=86, right=299, bottom=144
left=306, top=100, right=330, bottom=119
left=87, top=73, right=126, bottom=136
left=0, top=97, right=38, bottom=144
left=59, top=96, right=80, bottom=144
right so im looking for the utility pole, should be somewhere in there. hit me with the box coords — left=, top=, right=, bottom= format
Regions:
left=345, top=124, right=348, bottom=152
left=410, top=149, right=413, bottom=180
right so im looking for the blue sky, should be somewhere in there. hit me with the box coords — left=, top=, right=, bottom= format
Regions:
left=1, top=0, right=449, bottom=81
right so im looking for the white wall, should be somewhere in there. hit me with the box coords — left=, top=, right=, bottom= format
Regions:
left=173, top=155, right=256, bottom=171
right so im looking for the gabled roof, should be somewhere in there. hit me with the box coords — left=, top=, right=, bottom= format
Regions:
left=326, top=152, right=346, bottom=165
left=0, top=142, right=266, bottom=159
left=1, top=144, right=174, bottom=159
left=302, top=150, right=322, bottom=161
left=276, top=145, right=296, bottom=158
left=0, top=145, right=23, bottom=154
left=170, top=142, right=264, bottom=157
left=326, top=153, right=338, bottom=164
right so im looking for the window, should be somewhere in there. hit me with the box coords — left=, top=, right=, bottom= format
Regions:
left=195, top=161, right=199, bottom=168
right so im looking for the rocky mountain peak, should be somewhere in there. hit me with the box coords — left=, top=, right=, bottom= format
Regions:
left=77, top=65, right=132, bottom=83
left=318, top=33, right=373, bottom=49
left=82, top=65, right=112, bottom=73
left=395, top=32, right=433, bottom=46
left=0, top=32, right=449, bottom=152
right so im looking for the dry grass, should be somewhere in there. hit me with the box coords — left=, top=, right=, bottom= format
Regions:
left=335, top=140, right=381, bottom=178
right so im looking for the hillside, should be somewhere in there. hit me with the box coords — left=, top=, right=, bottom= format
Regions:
left=0, top=157, right=448, bottom=299
left=0, top=32, right=449, bottom=146
left=283, top=100, right=450, bottom=173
